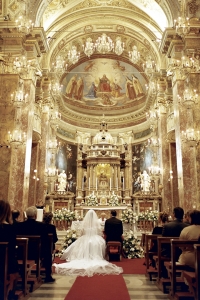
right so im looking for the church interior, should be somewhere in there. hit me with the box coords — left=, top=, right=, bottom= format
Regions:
left=1, top=0, right=200, bottom=299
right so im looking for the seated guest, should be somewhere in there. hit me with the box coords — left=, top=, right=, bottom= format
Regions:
left=183, top=211, right=191, bottom=225
left=104, top=210, right=123, bottom=243
left=179, top=210, right=200, bottom=268
left=0, top=200, right=19, bottom=300
left=149, top=212, right=169, bottom=266
left=11, top=209, right=20, bottom=223
left=14, top=206, right=55, bottom=283
left=43, top=212, right=58, bottom=252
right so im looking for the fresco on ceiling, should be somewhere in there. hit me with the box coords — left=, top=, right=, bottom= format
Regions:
left=61, top=58, right=146, bottom=107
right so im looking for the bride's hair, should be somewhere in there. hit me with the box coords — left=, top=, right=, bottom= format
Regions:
left=81, top=210, right=101, bottom=235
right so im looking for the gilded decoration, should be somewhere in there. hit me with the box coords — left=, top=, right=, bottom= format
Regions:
left=96, top=164, right=111, bottom=179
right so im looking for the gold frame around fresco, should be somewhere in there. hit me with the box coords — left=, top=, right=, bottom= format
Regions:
left=96, top=164, right=111, bottom=179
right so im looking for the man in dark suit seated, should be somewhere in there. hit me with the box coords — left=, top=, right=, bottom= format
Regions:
left=161, top=206, right=189, bottom=277
left=104, top=210, right=123, bottom=243
left=13, top=206, right=55, bottom=283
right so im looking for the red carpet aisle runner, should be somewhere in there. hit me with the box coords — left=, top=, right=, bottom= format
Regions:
left=53, top=257, right=146, bottom=275
left=64, top=274, right=130, bottom=300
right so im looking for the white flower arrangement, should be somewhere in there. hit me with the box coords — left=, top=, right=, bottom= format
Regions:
left=123, top=230, right=144, bottom=259
left=86, top=193, right=98, bottom=206
left=137, top=210, right=158, bottom=222
left=53, top=208, right=75, bottom=221
left=122, top=209, right=135, bottom=224
left=56, top=228, right=78, bottom=257
left=108, top=193, right=119, bottom=206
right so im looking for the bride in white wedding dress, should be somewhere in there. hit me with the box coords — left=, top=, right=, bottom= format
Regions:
left=53, top=209, right=123, bottom=277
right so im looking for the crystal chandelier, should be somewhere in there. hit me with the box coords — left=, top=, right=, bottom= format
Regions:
left=182, top=129, right=200, bottom=147
left=114, top=37, right=124, bottom=56
left=82, top=37, right=95, bottom=58
left=15, top=15, right=34, bottom=34
left=174, top=17, right=190, bottom=37
left=52, top=55, right=68, bottom=72
left=10, top=80, right=29, bottom=106
left=68, top=46, right=80, bottom=65
left=7, top=128, right=26, bottom=148
left=178, top=88, right=199, bottom=107
left=129, top=45, right=140, bottom=64
left=143, top=56, right=156, bottom=76
left=95, top=33, right=114, bottom=54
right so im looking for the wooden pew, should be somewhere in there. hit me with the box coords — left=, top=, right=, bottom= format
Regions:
left=155, top=237, right=179, bottom=293
left=0, top=242, right=8, bottom=300
left=16, top=237, right=29, bottom=296
left=145, top=234, right=161, bottom=281
left=182, top=244, right=200, bottom=300
left=17, top=235, right=41, bottom=292
left=169, top=239, right=198, bottom=300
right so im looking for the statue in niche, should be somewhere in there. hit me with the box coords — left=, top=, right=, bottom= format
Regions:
left=57, top=170, right=67, bottom=191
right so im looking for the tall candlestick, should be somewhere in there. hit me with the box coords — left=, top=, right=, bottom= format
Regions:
left=123, top=177, right=125, bottom=191
left=88, top=178, right=90, bottom=191
left=96, top=178, right=97, bottom=191
left=110, top=178, right=111, bottom=191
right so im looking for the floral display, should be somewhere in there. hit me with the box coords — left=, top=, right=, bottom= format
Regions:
left=86, top=193, right=98, bottom=206
left=108, top=193, right=119, bottom=206
left=56, top=228, right=78, bottom=257
left=53, top=208, right=75, bottom=221
left=122, top=209, right=135, bottom=224
left=123, top=230, right=144, bottom=259
left=136, top=210, right=158, bottom=222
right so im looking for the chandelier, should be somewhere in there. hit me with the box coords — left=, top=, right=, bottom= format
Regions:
left=95, top=33, right=114, bottom=54
left=15, top=15, right=34, bottom=34
left=82, top=37, right=95, bottom=58
left=149, top=165, right=161, bottom=176
left=52, top=55, right=68, bottom=72
left=178, top=88, right=199, bottom=107
left=143, top=56, right=156, bottom=76
left=114, top=37, right=124, bottom=56
left=7, top=129, right=26, bottom=148
left=68, top=46, right=80, bottom=65
left=182, top=129, right=200, bottom=147
left=174, top=17, right=190, bottom=37
left=146, top=108, right=159, bottom=128
left=129, top=45, right=140, bottom=64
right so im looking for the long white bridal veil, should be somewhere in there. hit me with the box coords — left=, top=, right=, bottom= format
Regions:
left=80, top=209, right=101, bottom=236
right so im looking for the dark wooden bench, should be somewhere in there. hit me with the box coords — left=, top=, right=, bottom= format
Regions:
left=0, top=242, right=9, bottom=300
left=16, top=237, right=29, bottom=296
left=169, top=239, right=198, bottom=300
left=106, top=241, right=121, bottom=261
left=155, top=237, right=179, bottom=293
left=145, top=234, right=161, bottom=281
left=182, top=244, right=200, bottom=300
left=17, top=235, right=41, bottom=292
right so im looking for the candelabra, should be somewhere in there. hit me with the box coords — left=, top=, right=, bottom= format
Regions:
left=52, top=55, right=68, bottom=73
left=15, top=15, right=34, bottom=34
left=68, top=46, right=80, bottom=65
left=143, top=56, right=156, bottom=76
left=95, top=33, right=114, bottom=54
left=129, top=45, right=140, bottom=64
left=82, top=37, right=95, bottom=58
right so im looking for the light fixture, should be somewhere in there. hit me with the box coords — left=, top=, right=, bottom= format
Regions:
left=49, top=109, right=61, bottom=127
left=146, top=108, right=159, bottom=127
left=15, top=15, right=34, bottom=34
left=143, top=56, right=156, bottom=76
left=114, top=37, right=124, bottom=56
left=68, top=46, right=80, bottom=65
left=129, top=45, right=140, bottom=64
left=147, top=137, right=160, bottom=148
left=149, top=165, right=161, bottom=176
left=95, top=33, right=114, bottom=54
left=82, top=37, right=95, bottom=58
left=178, top=88, right=199, bottom=107
left=7, top=129, right=26, bottom=148
left=52, top=55, right=68, bottom=73
left=174, top=17, right=190, bottom=37
left=182, top=129, right=200, bottom=147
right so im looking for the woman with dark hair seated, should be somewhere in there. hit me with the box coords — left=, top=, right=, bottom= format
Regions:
left=178, top=209, right=200, bottom=268
left=43, top=212, right=58, bottom=252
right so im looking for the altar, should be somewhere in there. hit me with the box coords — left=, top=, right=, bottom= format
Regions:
left=75, top=205, right=127, bottom=220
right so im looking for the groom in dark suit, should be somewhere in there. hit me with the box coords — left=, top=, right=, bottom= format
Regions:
left=104, top=210, right=123, bottom=243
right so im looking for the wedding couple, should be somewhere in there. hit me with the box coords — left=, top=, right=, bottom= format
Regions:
left=53, top=210, right=123, bottom=276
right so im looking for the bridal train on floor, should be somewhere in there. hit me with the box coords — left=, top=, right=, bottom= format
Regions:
left=53, top=210, right=123, bottom=277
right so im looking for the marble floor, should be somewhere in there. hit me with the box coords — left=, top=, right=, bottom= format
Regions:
left=27, top=274, right=169, bottom=300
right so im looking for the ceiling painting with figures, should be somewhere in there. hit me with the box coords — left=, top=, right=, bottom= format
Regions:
left=61, top=58, right=146, bottom=113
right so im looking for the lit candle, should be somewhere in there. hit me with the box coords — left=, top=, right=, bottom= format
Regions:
left=96, top=178, right=97, bottom=191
